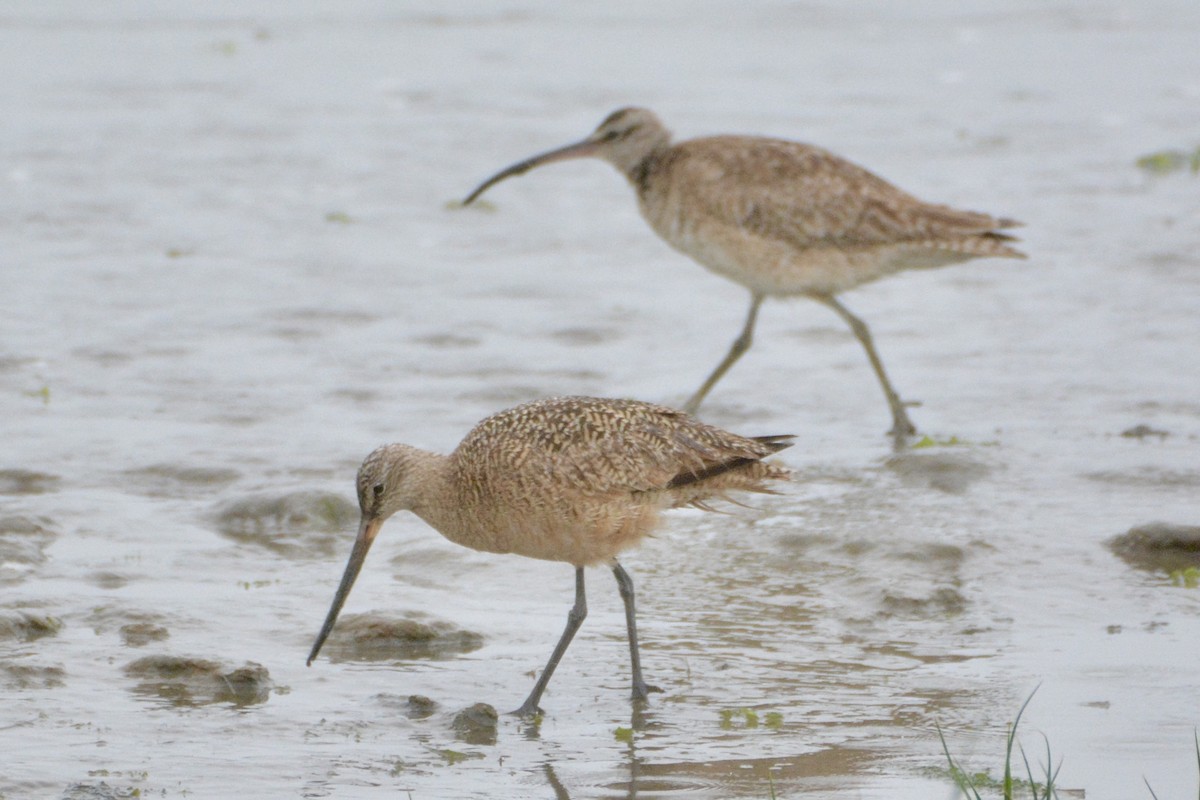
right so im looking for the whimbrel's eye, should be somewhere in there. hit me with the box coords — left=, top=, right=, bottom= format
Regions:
left=613, top=124, right=641, bottom=142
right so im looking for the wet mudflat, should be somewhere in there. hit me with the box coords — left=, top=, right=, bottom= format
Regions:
left=3, top=2, right=1199, bottom=798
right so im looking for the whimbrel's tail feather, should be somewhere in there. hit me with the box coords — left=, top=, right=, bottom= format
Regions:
left=751, top=434, right=796, bottom=454
left=970, top=232, right=1026, bottom=259
left=995, top=217, right=1023, bottom=229
left=913, top=231, right=1025, bottom=261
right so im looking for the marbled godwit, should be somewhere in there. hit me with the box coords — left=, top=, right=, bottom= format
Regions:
left=462, top=108, right=1025, bottom=436
left=307, top=396, right=792, bottom=716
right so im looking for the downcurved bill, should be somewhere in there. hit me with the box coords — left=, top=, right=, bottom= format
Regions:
left=462, top=137, right=602, bottom=205
left=306, top=516, right=382, bottom=666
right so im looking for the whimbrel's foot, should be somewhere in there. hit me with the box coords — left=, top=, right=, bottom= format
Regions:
left=889, top=428, right=916, bottom=453
left=888, top=401, right=919, bottom=439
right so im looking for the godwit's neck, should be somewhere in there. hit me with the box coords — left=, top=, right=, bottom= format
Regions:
left=399, top=450, right=457, bottom=534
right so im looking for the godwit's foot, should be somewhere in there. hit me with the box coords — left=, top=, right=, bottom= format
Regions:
left=632, top=681, right=663, bottom=702
left=508, top=700, right=544, bottom=718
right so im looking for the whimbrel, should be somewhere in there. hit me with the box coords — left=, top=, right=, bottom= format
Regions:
left=462, top=108, right=1025, bottom=436
left=307, top=396, right=792, bottom=716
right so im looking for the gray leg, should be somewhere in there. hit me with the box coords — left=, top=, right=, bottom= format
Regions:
left=542, top=763, right=570, bottom=800
left=612, top=561, right=661, bottom=702
left=683, top=292, right=765, bottom=415
left=816, top=294, right=917, bottom=437
left=512, top=567, right=587, bottom=717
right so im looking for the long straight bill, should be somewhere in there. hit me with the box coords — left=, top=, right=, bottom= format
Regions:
left=306, top=517, right=381, bottom=666
left=461, top=138, right=601, bottom=205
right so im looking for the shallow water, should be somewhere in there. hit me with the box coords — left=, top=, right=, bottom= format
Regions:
left=3, top=2, right=1200, bottom=798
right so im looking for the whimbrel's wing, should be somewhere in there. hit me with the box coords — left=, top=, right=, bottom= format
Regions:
left=667, top=136, right=1022, bottom=253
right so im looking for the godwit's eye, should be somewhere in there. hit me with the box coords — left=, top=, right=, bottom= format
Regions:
left=372, top=483, right=384, bottom=499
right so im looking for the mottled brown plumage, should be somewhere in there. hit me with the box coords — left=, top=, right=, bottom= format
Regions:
left=307, top=396, right=792, bottom=715
left=463, top=108, right=1026, bottom=435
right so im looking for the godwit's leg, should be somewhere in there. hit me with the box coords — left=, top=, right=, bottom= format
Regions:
left=512, top=566, right=587, bottom=717
left=683, top=292, right=765, bottom=415
left=815, top=294, right=917, bottom=437
left=611, top=561, right=662, bottom=702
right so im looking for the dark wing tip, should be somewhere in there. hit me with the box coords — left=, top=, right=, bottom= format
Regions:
left=752, top=434, right=796, bottom=454
left=666, top=456, right=758, bottom=490
left=665, top=434, right=795, bottom=490
left=980, top=231, right=1028, bottom=259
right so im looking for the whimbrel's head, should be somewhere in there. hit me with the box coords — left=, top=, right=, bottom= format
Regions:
left=462, top=107, right=672, bottom=204
left=306, top=444, right=425, bottom=666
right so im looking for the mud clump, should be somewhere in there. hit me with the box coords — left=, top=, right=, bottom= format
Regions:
left=123, top=462, right=241, bottom=498
left=895, top=542, right=967, bottom=566
left=89, top=572, right=129, bottom=590
left=1086, top=468, right=1200, bottom=489
left=880, top=587, right=968, bottom=618
left=85, top=606, right=170, bottom=644
left=0, top=469, right=60, bottom=495
left=213, top=491, right=358, bottom=558
left=550, top=326, right=616, bottom=346
left=0, top=515, right=57, bottom=583
left=452, top=702, right=498, bottom=746
left=61, top=781, right=139, bottom=799
left=1, top=662, right=66, bottom=690
left=1120, top=424, right=1169, bottom=439
left=1108, top=522, right=1200, bottom=574
left=404, top=694, right=440, bottom=719
left=119, top=622, right=170, bottom=647
left=376, top=692, right=441, bottom=719
left=123, top=655, right=272, bottom=707
left=0, top=612, right=63, bottom=642
left=314, top=612, right=484, bottom=663
left=220, top=664, right=274, bottom=705
left=885, top=452, right=990, bottom=494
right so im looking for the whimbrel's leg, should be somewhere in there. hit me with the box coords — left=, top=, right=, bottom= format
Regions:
left=611, top=561, right=662, bottom=701
left=512, top=567, right=587, bottom=717
left=683, top=292, right=765, bottom=415
left=815, top=294, right=917, bottom=437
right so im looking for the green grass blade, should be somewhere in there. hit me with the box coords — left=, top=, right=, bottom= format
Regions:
left=1043, top=734, right=1062, bottom=800
left=1005, top=687, right=1040, bottom=800
left=1020, top=743, right=1037, bottom=799
left=937, top=721, right=983, bottom=800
